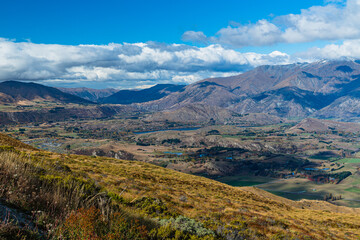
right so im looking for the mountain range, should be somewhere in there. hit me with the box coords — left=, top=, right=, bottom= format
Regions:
left=3, top=60, right=360, bottom=122
left=141, top=60, right=360, bottom=121
left=58, top=84, right=186, bottom=104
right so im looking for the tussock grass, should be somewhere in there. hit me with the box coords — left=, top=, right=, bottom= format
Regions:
left=0, top=150, right=149, bottom=239
left=58, top=153, right=360, bottom=239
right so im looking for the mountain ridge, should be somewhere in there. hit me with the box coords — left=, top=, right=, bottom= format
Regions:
left=57, top=87, right=118, bottom=102
left=0, top=81, right=93, bottom=104
left=100, top=84, right=186, bottom=104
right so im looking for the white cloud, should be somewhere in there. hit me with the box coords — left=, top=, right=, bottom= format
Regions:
left=182, top=31, right=208, bottom=43
left=0, top=38, right=293, bottom=88
left=183, top=0, right=360, bottom=47
left=213, top=20, right=282, bottom=47
left=297, top=39, right=360, bottom=60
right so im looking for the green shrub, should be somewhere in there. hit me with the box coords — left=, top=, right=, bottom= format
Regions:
left=157, top=216, right=215, bottom=238
left=132, top=197, right=177, bottom=218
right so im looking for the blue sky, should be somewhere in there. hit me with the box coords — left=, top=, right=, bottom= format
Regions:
left=1, top=0, right=359, bottom=89
left=2, top=0, right=324, bottom=45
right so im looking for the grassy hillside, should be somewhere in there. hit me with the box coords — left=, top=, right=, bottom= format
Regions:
left=0, top=132, right=37, bottom=150
left=1, top=134, right=360, bottom=239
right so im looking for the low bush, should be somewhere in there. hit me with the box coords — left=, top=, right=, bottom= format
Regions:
left=57, top=207, right=148, bottom=240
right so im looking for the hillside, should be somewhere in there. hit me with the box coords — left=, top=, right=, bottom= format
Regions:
left=100, top=84, right=185, bottom=104
left=0, top=81, right=92, bottom=104
left=230, top=87, right=332, bottom=118
left=141, top=81, right=241, bottom=111
left=0, top=132, right=36, bottom=150
left=1, top=134, right=360, bottom=239
left=0, top=105, right=134, bottom=125
left=57, top=87, right=118, bottom=102
left=289, top=118, right=360, bottom=133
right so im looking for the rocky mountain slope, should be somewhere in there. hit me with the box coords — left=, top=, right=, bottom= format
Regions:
left=202, top=60, right=360, bottom=94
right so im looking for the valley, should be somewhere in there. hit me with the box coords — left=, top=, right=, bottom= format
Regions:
left=2, top=60, right=360, bottom=239
left=3, top=114, right=360, bottom=209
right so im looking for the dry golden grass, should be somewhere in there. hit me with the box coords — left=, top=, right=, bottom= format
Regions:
left=26, top=151, right=360, bottom=239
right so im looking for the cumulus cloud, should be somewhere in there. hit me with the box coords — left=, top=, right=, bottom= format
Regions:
left=183, top=0, right=360, bottom=47
left=297, top=39, right=360, bottom=60
left=0, top=38, right=293, bottom=88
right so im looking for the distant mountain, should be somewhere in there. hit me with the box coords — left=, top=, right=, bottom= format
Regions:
left=142, top=81, right=240, bottom=111
left=58, top=87, right=118, bottom=102
left=202, top=60, right=360, bottom=95
left=100, top=84, right=185, bottom=104
left=142, top=60, right=360, bottom=121
left=0, top=81, right=92, bottom=104
left=313, top=94, right=360, bottom=121
left=229, top=87, right=334, bottom=118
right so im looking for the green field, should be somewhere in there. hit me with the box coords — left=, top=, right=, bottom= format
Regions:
left=336, top=158, right=360, bottom=164
left=345, top=187, right=360, bottom=193
left=215, top=175, right=274, bottom=187
left=266, top=190, right=322, bottom=201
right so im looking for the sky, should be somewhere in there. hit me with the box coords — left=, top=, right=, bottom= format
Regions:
left=1, top=0, right=360, bottom=89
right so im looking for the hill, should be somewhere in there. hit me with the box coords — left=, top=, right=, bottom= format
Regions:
left=100, top=84, right=185, bottom=104
left=1, top=134, right=360, bottom=239
left=57, top=87, right=118, bottom=102
left=289, top=118, right=360, bottom=133
left=0, top=105, right=133, bottom=125
left=0, top=132, right=36, bottom=150
left=0, top=81, right=92, bottom=104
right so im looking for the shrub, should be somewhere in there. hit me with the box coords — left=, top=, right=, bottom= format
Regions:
left=58, top=207, right=148, bottom=240
left=157, top=216, right=215, bottom=238
left=132, top=197, right=177, bottom=218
